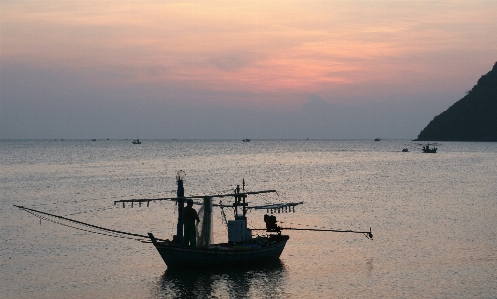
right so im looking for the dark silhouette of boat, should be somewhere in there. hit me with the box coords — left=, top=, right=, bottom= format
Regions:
left=422, top=143, right=437, bottom=153
left=242, top=139, right=251, bottom=142
left=14, top=172, right=373, bottom=270
left=132, top=138, right=141, bottom=144
left=402, top=148, right=409, bottom=152
left=141, top=173, right=300, bottom=268
left=135, top=173, right=370, bottom=268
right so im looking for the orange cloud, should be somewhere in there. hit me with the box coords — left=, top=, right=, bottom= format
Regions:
left=2, top=0, right=497, bottom=102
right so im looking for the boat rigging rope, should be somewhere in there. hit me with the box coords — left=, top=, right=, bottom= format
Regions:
left=13, top=205, right=163, bottom=243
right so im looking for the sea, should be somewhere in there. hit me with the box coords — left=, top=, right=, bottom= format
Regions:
left=1, top=139, right=496, bottom=299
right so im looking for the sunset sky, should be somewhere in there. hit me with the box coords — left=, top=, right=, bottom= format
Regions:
left=1, top=0, right=496, bottom=139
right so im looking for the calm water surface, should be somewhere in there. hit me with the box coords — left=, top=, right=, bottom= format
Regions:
left=1, top=139, right=496, bottom=298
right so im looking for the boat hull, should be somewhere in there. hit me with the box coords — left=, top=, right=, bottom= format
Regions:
left=150, top=235, right=289, bottom=268
left=422, top=149, right=437, bottom=153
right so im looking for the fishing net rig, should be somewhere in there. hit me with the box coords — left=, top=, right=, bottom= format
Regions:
left=14, top=176, right=373, bottom=242
left=14, top=196, right=372, bottom=243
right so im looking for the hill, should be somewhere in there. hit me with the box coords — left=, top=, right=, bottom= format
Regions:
left=416, top=62, right=497, bottom=141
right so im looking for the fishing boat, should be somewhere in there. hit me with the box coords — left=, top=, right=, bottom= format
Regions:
left=132, top=138, right=141, bottom=144
left=115, top=171, right=372, bottom=268
left=119, top=172, right=301, bottom=268
left=14, top=171, right=373, bottom=269
left=422, top=143, right=437, bottom=153
left=242, top=138, right=251, bottom=142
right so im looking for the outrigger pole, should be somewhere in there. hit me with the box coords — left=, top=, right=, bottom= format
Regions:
left=113, top=189, right=278, bottom=207
left=252, top=227, right=373, bottom=239
left=284, top=227, right=373, bottom=239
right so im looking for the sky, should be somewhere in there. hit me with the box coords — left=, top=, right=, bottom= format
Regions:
left=1, top=0, right=496, bottom=140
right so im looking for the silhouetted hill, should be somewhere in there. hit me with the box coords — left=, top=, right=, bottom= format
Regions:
left=416, top=62, right=497, bottom=141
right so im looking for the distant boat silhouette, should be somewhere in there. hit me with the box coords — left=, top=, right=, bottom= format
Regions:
left=242, top=138, right=251, bottom=142
left=132, top=138, right=141, bottom=144
left=422, top=143, right=437, bottom=153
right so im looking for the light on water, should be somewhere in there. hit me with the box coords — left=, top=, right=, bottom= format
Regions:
left=1, top=140, right=496, bottom=298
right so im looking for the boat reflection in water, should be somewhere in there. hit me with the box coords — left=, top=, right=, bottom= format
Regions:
left=154, top=260, right=287, bottom=298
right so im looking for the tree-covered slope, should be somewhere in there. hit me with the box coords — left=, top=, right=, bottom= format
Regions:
left=416, top=62, right=497, bottom=141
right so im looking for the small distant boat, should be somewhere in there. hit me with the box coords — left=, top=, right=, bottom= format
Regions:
left=422, top=143, right=437, bottom=153
left=402, top=148, right=409, bottom=152
left=242, top=139, right=251, bottom=142
left=374, top=138, right=381, bottom=141
left=132, top=138, right=141, bottom=144
left=92, top=139, right=96, bottom=141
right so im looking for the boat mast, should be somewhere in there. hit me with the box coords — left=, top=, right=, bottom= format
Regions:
left=233, top=181, right=248, bottom=219
left=241, top=179, right=247, bottom=217
left=175, top=170, right=185, bottom=243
